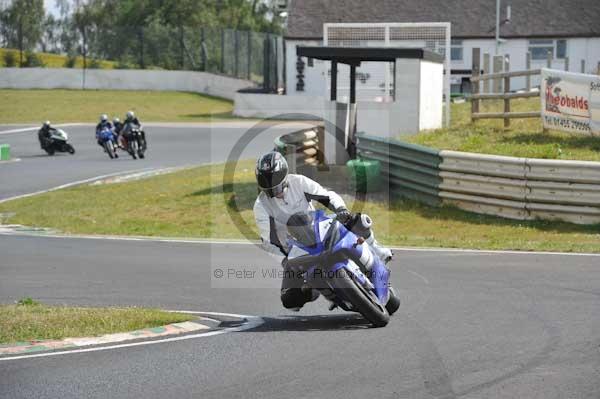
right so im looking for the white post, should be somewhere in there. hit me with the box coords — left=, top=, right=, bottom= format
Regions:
left=384, top=26, right=391, bottom=102
left=445, top=23, right=451, bottom=127
left=483, top=53, right=490, bottom=93
left=495, top=0, right=501, bottom=55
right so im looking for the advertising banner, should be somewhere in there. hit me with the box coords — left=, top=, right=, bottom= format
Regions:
left=541, top=68, right=600, bottom=135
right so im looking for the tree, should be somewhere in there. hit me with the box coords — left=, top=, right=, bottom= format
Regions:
left=2, top=0, right=45, bottom=65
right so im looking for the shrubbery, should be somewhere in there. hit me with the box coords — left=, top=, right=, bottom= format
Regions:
left=3, top=50, right=17, bottom=67
left=64, top=54, right=77, bottom=68
left=22, top=51, right=45, bottom=67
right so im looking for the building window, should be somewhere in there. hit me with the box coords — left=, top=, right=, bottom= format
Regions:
left=528, top=39, right=567, bottom=60
left=556, top=39, right=567, bottom=58
left=451, top=39, right=463, bottom=61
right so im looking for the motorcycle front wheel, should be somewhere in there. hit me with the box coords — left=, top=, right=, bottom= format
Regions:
left=129, top=140, right=138, bottom=160
left=332, top=271, right=389, bottom=327
left=104, top=142, right=114, bottom=159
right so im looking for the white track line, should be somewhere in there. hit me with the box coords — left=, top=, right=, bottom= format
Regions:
left=0, top=123, right=86, bottom=135
left=0, top=168, right=153, bottom=204
left=407, top=269, right=430, bottom=285
left=0, top=311, right=263, bottom=362
left=1, top=230, right=598, bottom=258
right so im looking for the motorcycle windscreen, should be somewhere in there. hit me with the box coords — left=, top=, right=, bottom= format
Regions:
left=286, top=212, right=318, bottom=248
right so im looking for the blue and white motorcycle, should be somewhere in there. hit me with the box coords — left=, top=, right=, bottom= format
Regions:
left=285, top=210, right=400, bottom=327
left=97, top=127, right=119, bottom=159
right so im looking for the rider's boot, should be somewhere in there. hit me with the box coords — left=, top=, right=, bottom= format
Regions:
left=365, top=232, right=393, bottom=264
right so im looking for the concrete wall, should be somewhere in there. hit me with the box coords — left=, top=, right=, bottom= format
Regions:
left=0, top=68, right=254, bottom=100
left=285, top=39, right=324, bottom=97
left=419, top=61, right=444, bottom=130
left=233, top=92, right=324, bottom=119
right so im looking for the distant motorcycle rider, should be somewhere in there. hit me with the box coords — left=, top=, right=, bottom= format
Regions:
left=38, top=121, right=55, bottom=149
left=122, top=111, right=147, bottom=149
left=113, top=117, right=123, bottom=134
left=253, top=151, right=393, bottom=311
left=113, top=117, right=125, bottom=148
left=95, top=114, right=114, bottom=148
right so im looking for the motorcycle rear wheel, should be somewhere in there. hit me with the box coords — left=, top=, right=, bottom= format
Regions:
left=332, top=271, right=389, bottom=327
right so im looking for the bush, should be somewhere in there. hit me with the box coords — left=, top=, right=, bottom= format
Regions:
left=3, top=51, right=17, bottom=67
left=115, top=59, right=131, bottom=69
left=22, top=51, right=45, bottom=67
left=64, top=54, right=77, bottom=68
left=17, top=297, right=41, bottom=306
left=88, top=58, right=102, bottom=69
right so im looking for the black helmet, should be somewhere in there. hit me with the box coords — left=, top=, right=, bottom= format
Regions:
left=255, top=151, right=288, bottom=197
left=287, top=212, right=316, bottom=247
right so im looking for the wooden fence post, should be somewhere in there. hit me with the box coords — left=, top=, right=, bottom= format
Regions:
left=471, top=47, right=480, bottom=122
left=597, top=62, right=600, bottom=75
left=581, top=59, right=585, bottom=74
left=493, top=55, right=503, bottom=92
left=526, top=52, right=531, bottom=91
left=504, top=55, right=510, bottom=129
left=564, top=56, right=569, bottom=71
left=546, top=51, right=552, bottom=68
left=483, top=53, right=490, bottom=93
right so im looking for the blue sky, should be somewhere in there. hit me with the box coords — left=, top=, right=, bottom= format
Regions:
left=44, top=0, right=62, bottom=16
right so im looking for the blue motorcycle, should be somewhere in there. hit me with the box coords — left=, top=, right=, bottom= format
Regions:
left=97, top=127, right=118, bottom=159
left=285, top=210, right=400, bottom=327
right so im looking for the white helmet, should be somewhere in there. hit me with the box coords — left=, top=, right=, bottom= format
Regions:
left=113, top=117, right=120, bottom=124
left=43, top=121, right=51, bottom=128
left=126, top=111, right=135, bottom=120
left=100, top=114, right=108, bottom=122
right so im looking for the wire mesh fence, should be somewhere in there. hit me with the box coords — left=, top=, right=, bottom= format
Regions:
left=0, top=22, right=282, bottom=92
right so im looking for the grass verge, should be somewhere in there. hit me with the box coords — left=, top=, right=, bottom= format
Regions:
left=405, top=98, right=600, bottom=161
left=0, top=299, right=193, bottom=344
left=0, top=161, right=599, bottom=253
left=0, top=89, right=236, bottom=124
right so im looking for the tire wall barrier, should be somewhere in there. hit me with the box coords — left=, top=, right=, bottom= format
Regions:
left=357, top=134, right=600, bottom=225
left=274, top=127, right=320, bottom=172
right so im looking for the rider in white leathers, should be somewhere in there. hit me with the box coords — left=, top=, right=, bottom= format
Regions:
left=253, top=151, right=392, bottom=310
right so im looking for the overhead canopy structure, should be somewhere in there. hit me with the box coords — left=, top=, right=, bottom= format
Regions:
left=295, top=46, right=445, bottom=165
left=297, top=46, right=444, bottom=103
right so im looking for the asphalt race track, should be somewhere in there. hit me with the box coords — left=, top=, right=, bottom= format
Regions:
left=1, top=123, right=599, bottom=399
left=0, top=122, right=306, bottom=200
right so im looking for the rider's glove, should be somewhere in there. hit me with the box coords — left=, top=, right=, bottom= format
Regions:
left=335, top=208, right=353, bottom=224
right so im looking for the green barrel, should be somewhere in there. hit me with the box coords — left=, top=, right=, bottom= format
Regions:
left=0, top=144, right=10, bottom=161
left=274, top=137, right=287, bottom=155
left=347, top=158, right=381, bottom=193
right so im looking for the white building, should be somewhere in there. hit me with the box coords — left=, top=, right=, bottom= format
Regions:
left=284, top=0, right=600, bottom=95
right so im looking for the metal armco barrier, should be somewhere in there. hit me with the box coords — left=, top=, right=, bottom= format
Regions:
left=357, top=134, right=600, bottom=225
left=355, top=134, right=442, bottom=205
left=274, top=128, right=320, bottom=172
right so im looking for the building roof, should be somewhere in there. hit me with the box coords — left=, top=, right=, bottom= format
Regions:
left=297, top=46, right=444, bottom=64
left=286, top=0, right=600, bottom=40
